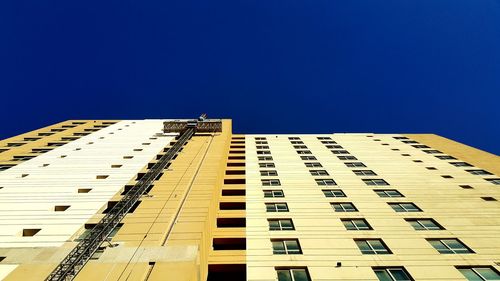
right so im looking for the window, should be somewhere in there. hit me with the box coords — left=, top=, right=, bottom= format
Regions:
left=436, top=155, right=457, bottom=160
left=219, top=202, right=245, bottom=210
left=423, top=150, right=443, bottom=154
left=467, top=169, right=493, bottom=175
left=266, top=203, right=289, bottom=212
left=54, top=205, right=70, bottom=212
left=441, top=175, right=453, bottom=179
left=450, top=162, right=473, bottom=167
left=276, top=268, right=310, bottom=281
left=290, top=141, right=304, bottom=144
left=326, top=145, right=343, bottom=149
left=317, top=136, right=332, bottom=140
left=310, top=170, right=329, bottom=176
left=485, top=178, right=500, bottom=185
left=413, top=160, right=423, bottom=163
left=38, top=132, right=54, bottom=136
left=353, top=170, right=377, bottom=176
left=12, top=155, right=36, bottom=161
left=338, top=155, right=357, bottom=160
left=460, top=185, right=474, bottom=189
left=0, top=164, right=15, bottom=171
left=481, top=197, right=497, bottom=201
left=221, top=189, right=245, bottom=196
left=259, top=163, right=275, bottom=168
left=256, top=145, right=269, bottom=149
left=393, top=136, right=409, bottom=140
left=331, top=202, right=358, bottom=212
left=212, top=238, right=245, bottom=250
left=256, top=141, right=268, bottom=145
left=47, top=142, right=65, bottom=147
left=315, top=179, right=336, bottom=186
left=22, top=228, right=41, bottom=237
left=262, top=179, right=281, bottom=186
left=31, top=148, right=53, bottom=153
left=305, top=162, right=322, bottom=168
left=288, top=137, right=300, bottom=140
left=296, top=150, right=312, bottom=155
left=427, top=238, right=473, bottom=254
left=257, top=150, right=271, bottom=155
left=363, top=179, right=389, bottom=186
left=7, top=142, right=25, bottom=147
left=300, top=156, right=317, bottom=160
left=355, top=239, right=391, bottom=254
left=264, top=190, right=284, bottom=198
left=255, top=137, right=266, bottom=140
left=389, top=203, right=421, bottom=212
left=293, top=145, right=308, bottom=149
left=374, top=190, right=404, bottom=198
left=272, top=239, right=302, bottom=254
left=268, top=219, right=294, bottom=231
left=345, top=162, right=366, bottom=168
left=402, top=140, right=418, bottom=144
left=406, top=218, right=444, bottom=230
left=456, top=266, right=500, bottom=281
left=412, top=145, right=430, bottom=148
left=331, top=150, right=350, bottom=154
left=341, top=218, right=372, bottom=230
left=322, top=189, right=346, bottom=197
left=258, top=156, right=273, bottom=161
left=373, top=267, right=413, bottom=281
left=260, top=170, right=278, bottom=176
left=426, top=166, right=437, bottom=170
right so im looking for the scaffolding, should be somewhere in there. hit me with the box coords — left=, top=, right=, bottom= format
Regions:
left=46, top=115, right=221, bottom=281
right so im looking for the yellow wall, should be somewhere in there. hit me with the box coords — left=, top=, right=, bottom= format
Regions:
left=73, top=120, right=233, bottom=281
left=405, top=134, right=500, bottom=175
left=3, top=123, right=500, bottom=281
left=245, top=133, right=500, bottom=281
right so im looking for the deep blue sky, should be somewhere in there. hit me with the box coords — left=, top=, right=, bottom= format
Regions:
left=1, top=0, right=499, bottom=154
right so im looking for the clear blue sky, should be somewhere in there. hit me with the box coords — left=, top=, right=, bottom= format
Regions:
left=1, top=0, right=499, bottom=154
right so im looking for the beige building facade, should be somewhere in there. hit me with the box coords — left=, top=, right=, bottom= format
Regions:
left=0, top=119, right=499, bottom=281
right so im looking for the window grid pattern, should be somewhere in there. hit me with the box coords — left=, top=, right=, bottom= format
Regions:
left=355, top=239, right=391, bottom=255
left=373, top=267, right=413, bottom=281
left=268, top=219, right=295, bottom=231
left=406, top=219, right=443, bottom=230
left=389, top=203, right=421, bottom=212
left=272, top=239, right=302, bottom=255
left=322, top=189, right=346, bottom=197
left=276, top=268, right=310, bottom=281
left=457, top=267, right=500, bottom=281
left=427, top=239, right=473, bottom=254
left=342, top=219, right=372, bottom=230
left=331, top=202, right=357, bottom=212
left=266, top=203, right=289, bottom=212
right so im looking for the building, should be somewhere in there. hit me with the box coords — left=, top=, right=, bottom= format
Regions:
left=0, top=118, right=499, bottom=281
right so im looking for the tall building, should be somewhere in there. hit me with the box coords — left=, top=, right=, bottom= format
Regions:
left=0, top=118, right=499, bottom=281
